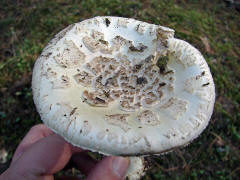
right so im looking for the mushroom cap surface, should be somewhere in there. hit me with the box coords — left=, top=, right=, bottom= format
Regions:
left=32, top=16, right=215, bottom=156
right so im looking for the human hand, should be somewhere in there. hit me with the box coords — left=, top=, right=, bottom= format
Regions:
left=0, top=124, right=129, bottom=180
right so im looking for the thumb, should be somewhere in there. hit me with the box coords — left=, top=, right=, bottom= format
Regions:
left=86, top=156, right=129, bottom=180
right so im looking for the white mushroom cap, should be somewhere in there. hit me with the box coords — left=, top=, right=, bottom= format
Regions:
left=32, top=16, right=215, bottom=157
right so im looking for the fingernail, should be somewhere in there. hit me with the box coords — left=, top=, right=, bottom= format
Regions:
left=112, top=156, right=129, bottom=178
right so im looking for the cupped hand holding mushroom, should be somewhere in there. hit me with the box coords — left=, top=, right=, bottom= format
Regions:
left=32, top=16, right=215, bottom=180
left=0, top=124, right=130, bottom=180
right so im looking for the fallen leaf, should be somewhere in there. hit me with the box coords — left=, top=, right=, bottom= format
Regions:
left=0, top=149, right=8, bottom=164
left=216, top=137, right=225, bottom=146
left=200, top=36, right=214, bottom=54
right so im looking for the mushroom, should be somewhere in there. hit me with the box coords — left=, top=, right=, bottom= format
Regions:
left=32, top=16, right=215, bottom=179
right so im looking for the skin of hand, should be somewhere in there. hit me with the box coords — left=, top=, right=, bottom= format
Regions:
left=0, top=124, right=130, bottom=180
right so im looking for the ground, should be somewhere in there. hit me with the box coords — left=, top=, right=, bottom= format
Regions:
left=0, top=0, right=239, bottom=179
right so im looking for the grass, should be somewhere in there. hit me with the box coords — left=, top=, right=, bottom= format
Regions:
left=0, top=0, right=239, bottom=179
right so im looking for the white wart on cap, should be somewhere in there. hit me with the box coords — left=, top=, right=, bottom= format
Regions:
left=32, top=16, right=215, bottom=156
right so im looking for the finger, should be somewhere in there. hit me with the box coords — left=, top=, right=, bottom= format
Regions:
left=71, top=152, right=97, bottom=175
left=71, top=145, right=87, bottom=153
left=12, top=124, right=54, bottom=163
left=55, top=177, right=82, bottom=180
left=11, top=134, right=76, bottom=177
left=86, top=156, right=129, bottom=180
